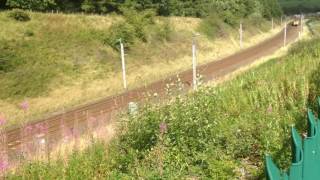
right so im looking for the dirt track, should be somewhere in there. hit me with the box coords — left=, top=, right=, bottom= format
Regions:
left=1, top=25, right=300, bottom=163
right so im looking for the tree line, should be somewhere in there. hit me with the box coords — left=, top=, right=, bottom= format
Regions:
left=0, top=0, right=282, bottom=18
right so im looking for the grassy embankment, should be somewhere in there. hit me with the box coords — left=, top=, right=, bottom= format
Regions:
left=5, top=21, right=320, bottom=179
left=0, top=10, right=282, bottom=128
left=310, top=19, right=320, bottom=36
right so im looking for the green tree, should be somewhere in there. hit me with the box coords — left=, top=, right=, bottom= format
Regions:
left=81, top=0, right=123, bottom=13
left=259, top=0, right=282, bottom=18
left=6, top=0, right=56, bottom=10
left=0, top=0, right=7, bottom=9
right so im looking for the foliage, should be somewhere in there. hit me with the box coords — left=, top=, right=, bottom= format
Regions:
left=279, top=0, right=320, bottom=14
left=7, top=9, right=30, bottom=21
left=0, top=41, right=21, bottom=73
left=104, top=22, right=136, bottom=50
left=81, top=0, right=122, bottom=13
left=259, top=0, right=282, bottom=18
left=153, top=20, right=172, bottom=42
left=2, top=0, right=283, bottom=20
left=105, top=9, right=171, bottom=50
left=0, top=0, right=7, bottom=9
left=198, top=12, right=227, bottom=39
left=7, top=38, right=320, bottom=179
left=6, top=0, right=56, bottom=11
left=306, top=39, right=320, bottom=109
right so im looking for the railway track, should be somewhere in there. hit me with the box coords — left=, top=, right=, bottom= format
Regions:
left=0, top=24, right=300, bottom=167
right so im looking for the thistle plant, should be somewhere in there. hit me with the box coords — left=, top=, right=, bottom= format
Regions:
left=19, top=100, right=30, bottom=162
left=21, top=125, right=34, bottom=160
left=0, top=155, right=8, bottom=175
left=158, top=122, right=167, bottom=176
left=0, top=114, right=8, bottom=175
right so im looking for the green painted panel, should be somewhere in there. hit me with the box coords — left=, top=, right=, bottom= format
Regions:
left=266, top=104, right=320, bottom=180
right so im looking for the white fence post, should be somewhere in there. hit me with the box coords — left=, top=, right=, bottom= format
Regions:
left=120, top=39, right=127, bottom=90
left=300, top=13, right=303, bottom=34
left=284, top=23, right=287, bottom=47
left=192, top=36, right=197, bottom=90
left=239, top=22, right=243, bottom=49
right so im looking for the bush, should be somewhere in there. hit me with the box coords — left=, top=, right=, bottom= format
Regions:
left=104, top=22, right=136, bottom=50
left=122, top=8, right=156, bottom=42
left=152, top=20, right=172, bottom=42
left=0, top=41, right=21, bottom=73
left=8, top=9, right=31, bottom=22
left=24, top=29, right=34, bottom=37
left=198, top=12, right=226, bottom=39
left=6, top=0, right=56, bottom=11
left=105, top=9, right=171, bottom=50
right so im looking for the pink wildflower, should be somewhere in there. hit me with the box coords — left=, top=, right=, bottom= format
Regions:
left=19, top=101, right=30, bottom=111
left=0, top=114, right=6, bottom=126
left=159, top=122, right=168, bottom=135
left=0, top=158, right=8, bottom=172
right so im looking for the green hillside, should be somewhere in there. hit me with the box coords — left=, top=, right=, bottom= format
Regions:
left=6, top=31, right=320, bottom=179
left=0, top=9, right=282, bottom=127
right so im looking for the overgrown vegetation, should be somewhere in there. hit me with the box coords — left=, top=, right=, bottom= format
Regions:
left=0, top=8, right=280, bottom=125
left=6, top=37, right=320, bottom=179
left=104, top=9, right=171, bottom=50
left=1, top=0, right=282, bottom=19
left=279, top=0, right=320, bottom=14
left=7, top=9, right=30, bottom=21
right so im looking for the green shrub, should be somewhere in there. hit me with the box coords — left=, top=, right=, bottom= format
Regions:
left=104, top=22, right=136, bottom=50
left=307, top=39, right=320, bottom=108
left=6, top=0, right=56, bottom=11
left=7, top=9, right=31, bottom=22
left=122, top=8, right=156, bottom=42
left=0, top=41, right=22, bottom=73
left=153, top=20, right=172, bottom=42
left=198, top=12, right=226, bottom=39
left=24, top=29, right=34, bottom=37
left=105, top=9, right=171, bottom=50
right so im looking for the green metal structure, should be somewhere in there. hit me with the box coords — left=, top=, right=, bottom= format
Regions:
left=266, top=101, right=320, bottom=180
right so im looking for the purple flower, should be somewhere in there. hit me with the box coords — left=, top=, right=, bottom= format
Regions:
left=19, top=101, right=30, bottom=111
left=0, top=114, right=6, bottom=126
left=159, top=122, right=168, bottom=135
left=0, top=158, right=8, bottom=172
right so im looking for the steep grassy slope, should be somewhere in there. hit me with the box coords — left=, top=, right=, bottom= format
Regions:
left=6, top=31, right=320, bottom=179
left=0, top=11, right=281, bottom=127
left=312, top=20, right=320, bottom=35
